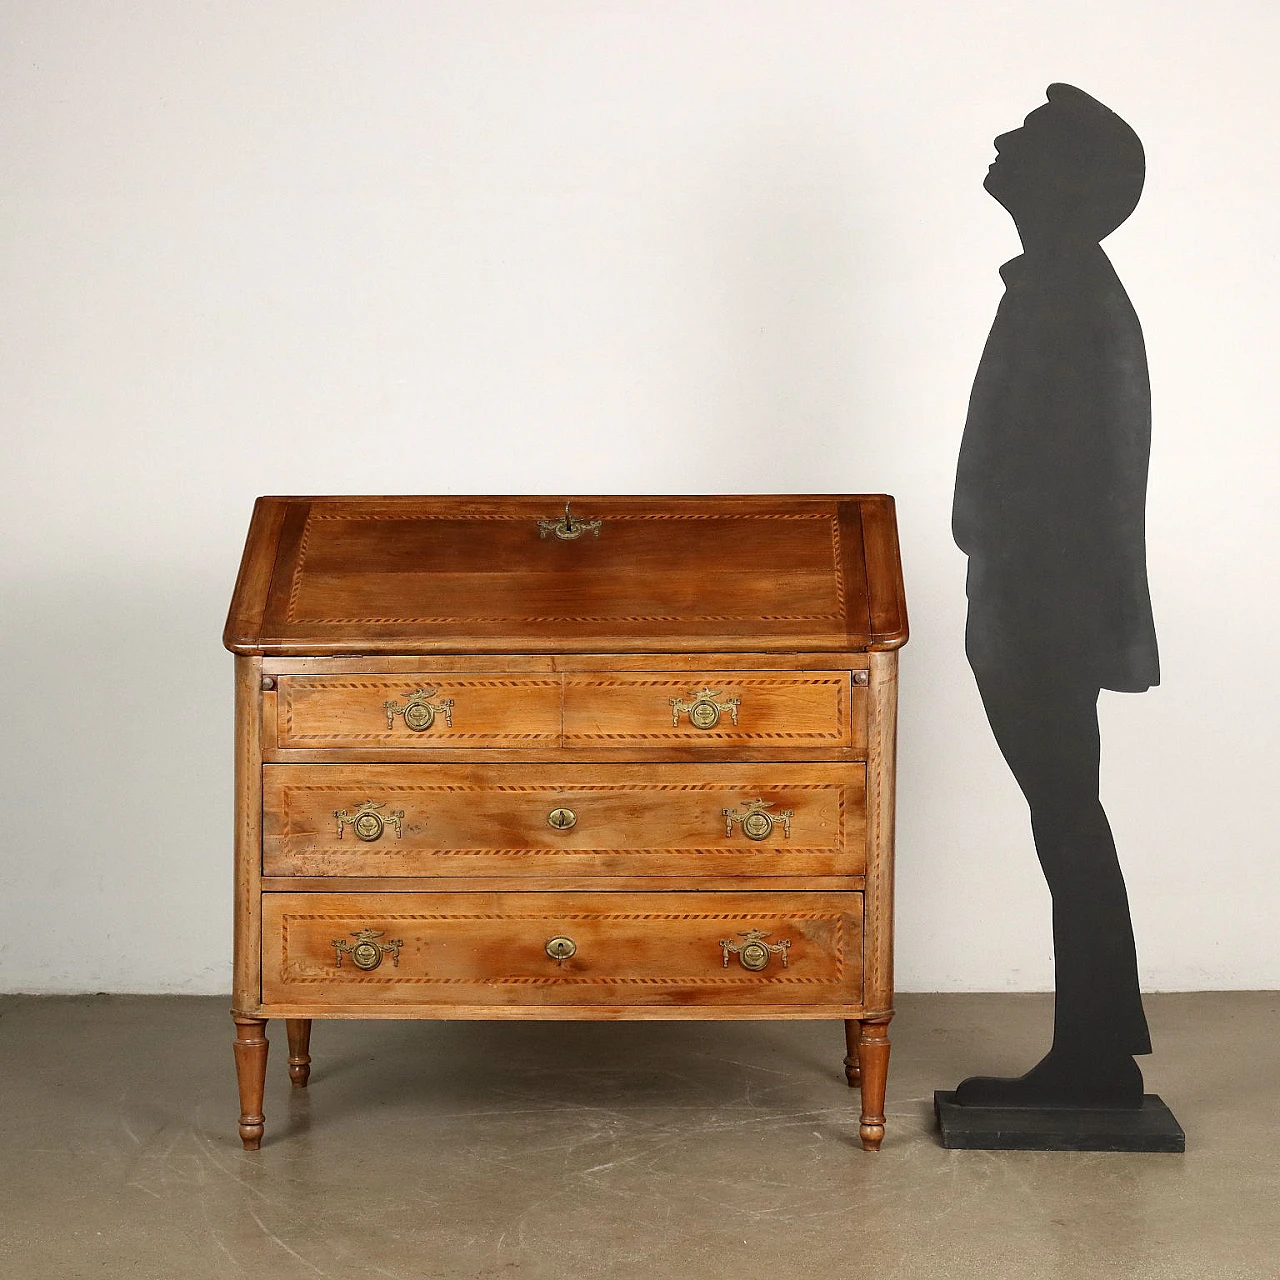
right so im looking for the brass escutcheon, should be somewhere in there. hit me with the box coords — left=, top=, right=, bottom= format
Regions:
left=670, top=687, right=740, bottom=731
left=384, top=687, right=454, bottom=733
left=723, top=797, right=793, bottom=842
left=547, top=807, right=578, bottom=831
left=335, top=799, right=405, bottom=842
left=720, top=928, right=790, bottom=972
left=332, top=928, right=404, bottom=972
left=538, top=501, right=602, bottom=541
left=545, top=936, right=577, bottom=964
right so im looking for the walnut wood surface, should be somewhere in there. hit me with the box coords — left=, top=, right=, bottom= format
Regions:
left=276, top=674, right=561, bottom=749
left=263, top=762, right=865, bottom=879
left=224, top=495, right=908, bottom=656
left=261, top=890, right=862, bottom=1009
left=232, top=655, right=263, bottom=1013
left=227, top=493, right=905, bottom=1148
left=561, top=671, right=854, bottom=751
left=232, top=1017, right=268, bottom=1149
left=863, top=650, right=899, bottom=1012
left=259, top=876, right=864, bottom=893
left=285, top=1018, right=311, bottom=1088
left=274, top=668, right=859, bottom=754
left=856, top=1017, right=892, bottom=1152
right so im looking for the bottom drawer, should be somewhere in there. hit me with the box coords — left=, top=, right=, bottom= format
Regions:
left=262, top=891, right=862, bottom=1008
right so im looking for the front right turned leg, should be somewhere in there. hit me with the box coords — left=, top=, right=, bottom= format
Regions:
left=857, top=1017, right=892, bottom=1152
left=232, top=1016, right=269, bottom=1150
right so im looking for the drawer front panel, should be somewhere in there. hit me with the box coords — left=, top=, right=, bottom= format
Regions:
left=562, top=671, right=858, bottom=754
left=262, top=891, right=862, bottom=1007
left=276, top=675, right=561, bottom=749
left=263, top=763, right=865, bottom=878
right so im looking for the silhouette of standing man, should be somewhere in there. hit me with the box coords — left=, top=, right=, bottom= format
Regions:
left=953, top=84, right=1158, bottom=1108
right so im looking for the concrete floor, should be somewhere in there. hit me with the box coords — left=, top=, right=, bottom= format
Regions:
left=0, top=993, right=1276, bottom=1280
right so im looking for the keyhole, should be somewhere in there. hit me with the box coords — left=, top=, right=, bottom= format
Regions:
left=547, top=807, right=577, bottom=830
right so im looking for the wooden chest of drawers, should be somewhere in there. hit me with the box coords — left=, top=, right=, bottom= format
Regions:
left=224, top=495, right=907, bottom=1150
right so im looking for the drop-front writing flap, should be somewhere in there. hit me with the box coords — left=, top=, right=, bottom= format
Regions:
left=224, top=495, right=907, bottom=656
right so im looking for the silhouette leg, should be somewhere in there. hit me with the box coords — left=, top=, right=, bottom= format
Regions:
left=956, top=665, right=1148, bottom=1108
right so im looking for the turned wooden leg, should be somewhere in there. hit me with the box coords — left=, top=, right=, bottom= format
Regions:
left=843, top=1019, right=861, bottom=1088
left=286, top=1019, right=312, bottom=1088
left=232, top=1016, right=269, bottom=1150
left=856, top=1016, right=892, bottom=1152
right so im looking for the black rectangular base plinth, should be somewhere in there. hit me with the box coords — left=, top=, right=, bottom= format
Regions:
left=934, top=1091, right=1185, bottom=1152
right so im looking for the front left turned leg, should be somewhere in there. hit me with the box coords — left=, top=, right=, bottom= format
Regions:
left=286, top=1019, right=312, bottom=1088
left=857, top=1017, right=892, bottom=1151
left=232, top=1016, right=269, bottom=1150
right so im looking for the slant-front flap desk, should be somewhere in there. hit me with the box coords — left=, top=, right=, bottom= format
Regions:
left=224, top=495, right=908, bottom=1150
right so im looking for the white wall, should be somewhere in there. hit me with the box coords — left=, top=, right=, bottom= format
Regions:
left=2, top=1, right=1276, bottom=994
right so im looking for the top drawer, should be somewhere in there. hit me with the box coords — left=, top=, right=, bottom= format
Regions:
left=276, top=675, right=562, bottom=750
left=561, top=672, right=855, bottom=752
left=274, top=668, right=862, bottom=755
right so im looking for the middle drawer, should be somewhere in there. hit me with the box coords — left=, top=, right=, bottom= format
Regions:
left=264, top=763, right=865, bottom=879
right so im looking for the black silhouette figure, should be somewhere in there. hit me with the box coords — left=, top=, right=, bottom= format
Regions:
left=952, top=84, right=1158, bottom=1109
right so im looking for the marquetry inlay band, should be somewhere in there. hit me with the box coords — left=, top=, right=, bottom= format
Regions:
left=279, top=912, right=846, bottom=985
left=284, top=509, right=844, bottom=626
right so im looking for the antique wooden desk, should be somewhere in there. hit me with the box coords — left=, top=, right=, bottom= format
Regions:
left=224, top=495, right=907, bottom=1150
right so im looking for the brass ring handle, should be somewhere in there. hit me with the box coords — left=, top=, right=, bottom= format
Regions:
left=670, top=687, right=740, bottom=730
left=720, top=929, right=790, bottom=972
left=332, top=928, right=403, bottom=972
left=384, top=687, right=454, bottom=732
left=545, top=936, right=577, bottom=965
left=335, top=800, right=405, bottom=842
left=723, top=798, right=793, bottom=841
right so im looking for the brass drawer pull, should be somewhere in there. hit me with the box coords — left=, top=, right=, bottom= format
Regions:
left=547, top=807, right=578, bottom=831
left=384, top=687, right=454, bottom=732
left=720, top=928, right=790, bottom=972
left=545, top=936, right=577, bottom=964
left=723, top=797, right=792, bottom=841
left=670, top=687, right=740, bottom=730
left=334, top=800, right=405, bottom=842
left=538, top=501, right=601, bottom=540
left=332, top=928, right=403, bottom=972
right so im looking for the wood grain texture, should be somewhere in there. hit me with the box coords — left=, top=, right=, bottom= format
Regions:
left=232, top=654, right=263, bottom=1014
left=562, top=671, right=855, bottom=752
left=863, top=650, right=899, bottom=1014
left=263, top=761, right=865, bottom=879
left=254, top=1002, right=872, bottom=1021
left=263, top=653, right=871, bottom=676
left=285, top=1018, right=311, bottom=1088
left=224, top=495, right=903, bottom=656
left=260, top=876, right=866, bottom=893
left=857, top=1017, right=892, bottom=1151
left=225, top=494, right=905, bottom=1147
left=859, top=496, right=909, bottom=650
left=276, top=674, right=561, bottom=749
left=262, top=890, right=862, bottom=1009
left=272, top=664, right=865, bottom=759
left=232, top=1017, right=268, bottom=1149
left=223, top=498, right=289, bottom=652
